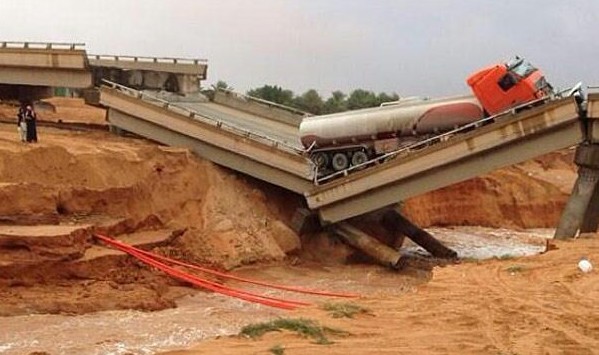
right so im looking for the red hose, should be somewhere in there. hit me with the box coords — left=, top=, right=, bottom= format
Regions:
left=96, top=234, right=303, bottom=309
left=126, top=246, right=303, bottom=309
left=124, top=244, right=309, bottom=307
left=95, top=233, right=358, bottom=299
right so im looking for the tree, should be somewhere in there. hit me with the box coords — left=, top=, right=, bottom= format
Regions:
left=201, top=80, right=234, bottom=100
left=247, top=85, right=295, bottom=107
left=323, top=90, right=347, bottom=114
left=293, top=89, right=324, bottom=115
left=212, top=80, right=233, bottom=91
left=376, top=92, right=400, bottom=106
left=244, top=85, right=399, bottom=114
left=346, top=89, right=378, bottom=110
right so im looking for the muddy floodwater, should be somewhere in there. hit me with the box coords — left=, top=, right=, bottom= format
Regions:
left=0, top=294, right=284, bottom=355
left=410, top=226, right=552, bottom=259
left=0, top=227, right=552, bottom=355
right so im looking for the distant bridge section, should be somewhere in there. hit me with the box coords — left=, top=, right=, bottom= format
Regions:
left=0, top=41, right=92, bottom=101
left=0, top=41, right=208, bottom=102
left=87, top=54, right=208, bottom=95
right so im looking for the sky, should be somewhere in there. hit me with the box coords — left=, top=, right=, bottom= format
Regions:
left=1, top=1, right=598, bottom=98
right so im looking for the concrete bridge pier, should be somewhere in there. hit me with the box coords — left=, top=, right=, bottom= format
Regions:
left=293, top=205, right=458, bottom=268
left=0, top=84, right=53, bottom=102
left=581, top=181, right=599, bottom=232
left=555, top=144, right=599, bottom=239
left=382, top=207, right=458, bottom=259
left=333, top=222, right=403, bottom=269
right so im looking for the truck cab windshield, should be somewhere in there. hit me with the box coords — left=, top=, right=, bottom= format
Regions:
left=508, top=59, right=537, bottom=79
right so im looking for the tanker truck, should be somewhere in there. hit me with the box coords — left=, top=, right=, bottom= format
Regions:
left=299, top=56, right=554, bottom=173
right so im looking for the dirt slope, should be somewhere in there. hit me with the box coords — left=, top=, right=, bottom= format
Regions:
left=0, top=99, right=300, bottom=315
left=404, top=149, right=576, bottom=229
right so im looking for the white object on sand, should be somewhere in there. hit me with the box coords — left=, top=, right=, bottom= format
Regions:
left=578, top=259, right=593, bottom=273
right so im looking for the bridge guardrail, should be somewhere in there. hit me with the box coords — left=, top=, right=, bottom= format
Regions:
left=0, top=41, right=85, bottom=50
left=216, top=88, right=312, bottom=118
left=89, top=54, right=207, bottom=66
left=313, top=114, right=495, bottom=184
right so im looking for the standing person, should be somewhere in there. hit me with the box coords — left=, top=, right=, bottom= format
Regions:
left=16, top=105, right=27, bottom=142
left=24, top=104, right=38, bottom=143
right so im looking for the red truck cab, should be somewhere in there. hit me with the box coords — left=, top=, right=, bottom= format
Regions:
left=467, top=57, right=553, bottom=116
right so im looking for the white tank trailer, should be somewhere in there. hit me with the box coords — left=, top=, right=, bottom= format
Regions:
left=299, top=95, right=484, bottom=172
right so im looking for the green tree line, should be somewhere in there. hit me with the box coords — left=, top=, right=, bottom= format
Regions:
left=212, top=81, right=399, bottom=115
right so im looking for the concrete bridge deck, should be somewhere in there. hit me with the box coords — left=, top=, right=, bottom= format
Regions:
left=176, top=100, right=302, bottom=149
left=99, top=82, right=590, bottom=225
left=100, top=82, right=314, bottom=194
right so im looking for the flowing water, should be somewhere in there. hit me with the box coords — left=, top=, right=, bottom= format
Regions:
left=407, top=226, right=552, bottom=259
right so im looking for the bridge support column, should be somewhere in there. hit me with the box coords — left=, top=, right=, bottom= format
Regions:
left=555, top=144, right=599, bottom=239
left=581, top=183, right=599, bottom=233
left=291, top=207, right=321, bottom=235
left=382, top=207, right=458, bottom=259
left=293, top=207, right=457, bottom=268
left=176, top=74, right=200, bottom=95
left=333, top=222, right=402, bottom=269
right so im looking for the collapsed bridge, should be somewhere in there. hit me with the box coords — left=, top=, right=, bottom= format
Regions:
left=1, top=41, right=598, bottom=267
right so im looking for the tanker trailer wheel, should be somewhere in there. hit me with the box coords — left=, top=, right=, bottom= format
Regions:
left=331, top=152, right=349, bottom=171
left=311, top=152, right=330, bottom=170
left=351, top=150, right=369, bottom=167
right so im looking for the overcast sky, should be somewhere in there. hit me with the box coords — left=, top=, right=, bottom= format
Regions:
left=1, top=1, right=598, bottom=97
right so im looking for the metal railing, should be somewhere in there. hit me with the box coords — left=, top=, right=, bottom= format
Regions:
left=587, top=85, right=599, bottom=93
left=379, top=96, right=428, bottom=107
left=89, top=54, right=207, bottom=66
left=0, top=41, right=85, bottom=50
left=313, top=115, right=493, bottom=184
left=102, top=80, right=304, bottom=155
left=216, top=88, right=312, bottom=117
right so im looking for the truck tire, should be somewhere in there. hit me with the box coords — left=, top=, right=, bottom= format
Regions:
left=331, top=152, right=349, bottom=171
left=351, top=151, right=369, bottom=166
left=311, top=152, right=329, bottom=169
